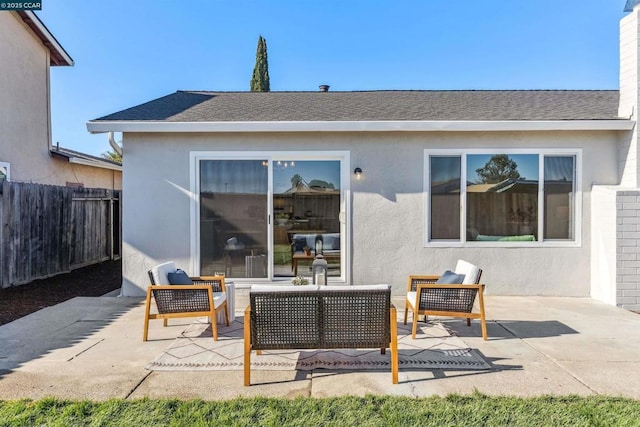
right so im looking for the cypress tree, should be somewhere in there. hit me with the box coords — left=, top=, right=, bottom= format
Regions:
left=250, top=35, right=270, bottom=92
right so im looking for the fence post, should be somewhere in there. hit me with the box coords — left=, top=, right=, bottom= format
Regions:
left=0, top=181, right=5, bottom=288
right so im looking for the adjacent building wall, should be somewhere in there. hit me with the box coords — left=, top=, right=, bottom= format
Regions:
left=619, top=7, right=640, bottom=187
left=0, top=12, right=51, bottom=184
left=50, top=156, right=122, bottom=190
left=0, top=13, right=120, bottom=189
left=119, top=130, right=620, bottom=297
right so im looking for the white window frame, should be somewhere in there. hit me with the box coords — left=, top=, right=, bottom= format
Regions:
left=424, top=148, right=582, bottom=248
left=190, top=150, right=351, bottom=283
left=0, top=161, right=10, bottom=182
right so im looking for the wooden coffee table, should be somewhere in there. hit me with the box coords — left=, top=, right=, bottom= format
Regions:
left=291, top=253, right=340, bottom=276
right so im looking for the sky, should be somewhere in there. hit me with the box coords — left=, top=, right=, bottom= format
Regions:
left=36, top=0, right=624, bottom=156
left=274, top=161, right=341, bottom=193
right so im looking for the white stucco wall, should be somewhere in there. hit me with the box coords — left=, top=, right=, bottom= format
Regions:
left=619, top=8, right=640, bottom=187
left=0, top=13, right=118, bottom=189
left=119, top=130, right=621, bottom=297
left=591, top=186, right=617, bottom=305
left=0, top=12, right=51, bottom=183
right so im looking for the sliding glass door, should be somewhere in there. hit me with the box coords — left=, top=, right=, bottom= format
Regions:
left=273, top=160, right=341, bottom=278
left=199, top=159, right=269, bottom=278
left=194, top=152, right=348, bottom=282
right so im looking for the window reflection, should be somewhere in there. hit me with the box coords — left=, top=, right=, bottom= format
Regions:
left=200, top=160, right=268, bottom=278
left=544, top=156, right=575, bottom=240
left=466, top=154, right=539, bottom=241
left=273, top=160, right=341, bottom=278
left=430, top=156, right=461, bottom=240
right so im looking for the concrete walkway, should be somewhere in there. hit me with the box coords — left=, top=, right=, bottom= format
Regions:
left=1, top=292, right=639, bottom=400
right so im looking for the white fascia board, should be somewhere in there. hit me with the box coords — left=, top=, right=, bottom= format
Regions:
left=86, top=119, right=635, bottom=134
left=69, top=157, right=122, bottom=171
left=24, top=11, right=74, bottom=66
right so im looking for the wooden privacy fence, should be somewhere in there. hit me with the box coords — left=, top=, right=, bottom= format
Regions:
left=0, top=181, right=121, bottom=288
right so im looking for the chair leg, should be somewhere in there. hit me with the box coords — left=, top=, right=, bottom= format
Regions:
left=143, top=287, right=152, bottom=342
left=224, top=303, right=230, bottom=326
left=244, top=309, right=251, bottom=386
left=411, top=310, right=419, bottom=339
left=467, top=317, right=471, bottom=326
left=211, top=320, right=218, bottom=341
left=163, top=319, right=168, bottom=327
left=390, top=307, right=399, bottom=384
left=478, top=285, right=488, bottom=341
left=403, top=302, right=408, bottom=325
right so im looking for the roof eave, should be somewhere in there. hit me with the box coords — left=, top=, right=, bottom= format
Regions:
left=50, top=149, right=122, bottom=171
left=86, top=119, right=635, bottom=134
left=17, top=11, right=74, bottom=66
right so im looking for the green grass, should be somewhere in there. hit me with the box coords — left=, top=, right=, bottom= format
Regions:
left=1, top=394, right=640, bottom=426
left=274, top=244, right=292, bottom=265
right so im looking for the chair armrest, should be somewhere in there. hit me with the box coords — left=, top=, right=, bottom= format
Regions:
left=190, top=276, right=226, bottom=292
left=149, top=284, right=213, bottom=291
left=407, top=275, right=440, bottom=291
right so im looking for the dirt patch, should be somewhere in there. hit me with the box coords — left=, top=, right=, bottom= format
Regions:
left=0, top=259, right=122, bottom=326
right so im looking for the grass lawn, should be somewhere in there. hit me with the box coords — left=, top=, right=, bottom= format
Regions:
left=1, top=394, right=640, bottom=426
left=274, top=244, right=292, bottom=266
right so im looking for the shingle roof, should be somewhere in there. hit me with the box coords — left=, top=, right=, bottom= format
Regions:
left=94, top=90, right=621, bottom=122
left=625, top=0, right=640, bottom=12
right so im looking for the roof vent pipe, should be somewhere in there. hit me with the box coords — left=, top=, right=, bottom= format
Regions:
left=319, top=85, right=330, bottom=92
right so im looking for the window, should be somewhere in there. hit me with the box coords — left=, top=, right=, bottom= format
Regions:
left=0, top=162, right=9, bottom=183
left=426, top=150, right=579, bottom=246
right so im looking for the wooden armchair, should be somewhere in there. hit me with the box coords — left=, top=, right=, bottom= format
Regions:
left=403, top=260, right=487, bottom=340
left=143, top=262, right=230, bottom=341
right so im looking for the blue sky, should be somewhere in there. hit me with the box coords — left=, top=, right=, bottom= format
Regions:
left=274, top=161, right=340, bottom=194
left=38, top=0, right=623, bottom=156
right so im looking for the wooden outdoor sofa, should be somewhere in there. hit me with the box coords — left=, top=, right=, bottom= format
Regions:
left=244, top=284, right=398, bottom=386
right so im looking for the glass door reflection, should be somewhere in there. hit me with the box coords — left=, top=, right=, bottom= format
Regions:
left=199, top=159, right=268, bottom=278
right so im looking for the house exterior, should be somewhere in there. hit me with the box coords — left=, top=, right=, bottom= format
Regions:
left=87, top=4, right=640, bottom=311
left=0, top=11, right=122, bottom=190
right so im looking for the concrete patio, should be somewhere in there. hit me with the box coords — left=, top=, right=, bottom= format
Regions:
left=1, top=290, right=639, bottom=401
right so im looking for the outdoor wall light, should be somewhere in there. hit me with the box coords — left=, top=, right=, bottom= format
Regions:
left=354, top=167, right=363, bottom=180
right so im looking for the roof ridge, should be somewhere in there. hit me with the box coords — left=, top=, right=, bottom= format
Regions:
left=178, top=89, right=618, bottom=94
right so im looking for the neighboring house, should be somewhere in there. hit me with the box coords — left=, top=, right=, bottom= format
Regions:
left=0, top=11, right=122, bottom=190
left=49, top=145, right=122, bottom=189
left=87, top=4, right=640, bottom=311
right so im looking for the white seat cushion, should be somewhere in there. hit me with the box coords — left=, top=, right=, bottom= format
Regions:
left=406, top=291, right=417, bottom=308
left=454, top=259, right=481, bottom=284
left=320, top=284, right=390, bottom=292
left=151, top=261, right=176, bottom=285
left=212, top=292, right=227, bottom=309
left=250, top=284, right=319, bottom=293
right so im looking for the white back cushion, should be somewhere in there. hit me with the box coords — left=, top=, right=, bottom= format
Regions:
left=319, top=284, right=390, bottom=292
left=151, top=261, right=176, bottom=285
left=454, top=259, right=481, bottom=284
left=251, top=284, right=319, bottom=293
